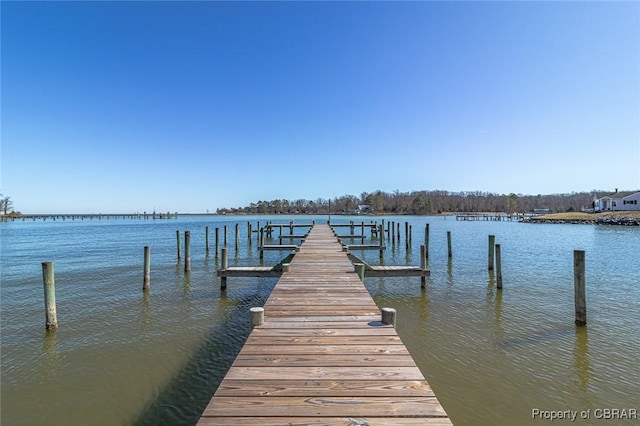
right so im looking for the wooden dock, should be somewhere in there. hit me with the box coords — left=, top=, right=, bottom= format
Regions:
left=198, top=224, right=451, bottom=425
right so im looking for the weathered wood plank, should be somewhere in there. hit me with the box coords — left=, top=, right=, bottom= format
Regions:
left=231, top=354, right=418, bottom=367
left=238, top=344, right=412, bottom=355
left=223, top=366, right=424, bottom=381
left=214, top=379, right=435, bottom=397
left=250, top=327, right=398, bottom=336
left=203, top=396, right=448, bottom=417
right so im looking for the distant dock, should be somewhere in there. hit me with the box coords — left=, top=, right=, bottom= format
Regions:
left=2, top=212, right=177, bottom=221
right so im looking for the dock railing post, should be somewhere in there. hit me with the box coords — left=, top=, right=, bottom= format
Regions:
left=143, top=246, right=151, bottom=291
left=42, top=261, right=58, bottom=329
left=250, top=307, right=264, bottom=329
left=381, top=307, right=397, bottom=328
left=574, top=250, right=586, bottom=326
left=488, top=235, right=495, bottom=270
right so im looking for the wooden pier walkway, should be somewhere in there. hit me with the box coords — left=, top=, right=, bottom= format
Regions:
left=198, top=224, right=451, bottom=425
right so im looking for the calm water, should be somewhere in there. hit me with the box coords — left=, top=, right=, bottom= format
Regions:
left=1, top=215, right=639, bottom=425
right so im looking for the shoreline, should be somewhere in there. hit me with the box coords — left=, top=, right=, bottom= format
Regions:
left=523, top=211, right=640, bottom=226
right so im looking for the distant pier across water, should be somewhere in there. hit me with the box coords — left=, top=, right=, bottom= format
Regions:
left=2, top=212, right=178, bottom=221
left=455, top=212, right=531, bottom=221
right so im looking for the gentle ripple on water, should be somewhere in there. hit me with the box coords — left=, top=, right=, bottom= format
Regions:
left=1, top=215, right=639, bottom=425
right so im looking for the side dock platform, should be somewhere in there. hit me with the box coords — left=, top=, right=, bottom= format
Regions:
left=198, top=224, right=451, bottom=425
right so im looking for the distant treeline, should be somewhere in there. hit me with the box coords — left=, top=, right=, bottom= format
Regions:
left=216, top=190, right=597, bottom=215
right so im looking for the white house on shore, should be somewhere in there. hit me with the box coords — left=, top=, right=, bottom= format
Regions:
left=593, top=190, right=640, bottom=212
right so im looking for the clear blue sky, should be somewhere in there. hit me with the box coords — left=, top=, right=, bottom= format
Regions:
left=2, top=1, right=639, bottom=214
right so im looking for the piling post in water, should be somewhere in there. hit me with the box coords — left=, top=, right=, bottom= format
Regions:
left=42, top=261, right=58, bottom=329
left=379, top=224, right=384, bottom=260
left=235, top=223, right=239, bottom=251
left=205, top=226, right=210, bottom=255
left=447, top=231, right=452, bottom=259
left=405, top=222, right=409, bottom=250
left=176, top=230, right=181, bottom=260
left=381, top=307, right=397, bottom=328
left=250, top=307, right=265, bottom=329
left=420, top=244, right=427, bottom=289
left=488, top=235, right=495, bottom=270
left=143, top=246, right=151, bottom=291
left=391, top=221, right=395, bottom=244
left=495, top=243, right=503, bottom=289
left=221, top=247, right=228, bottom=290
left=247, top=222, right=252, bottom=243
left=184, top=231, right=191, bottom=272
left=215, top=227, right=220, bottom=258
left=425, top=224, right=430, bottom=258
left=259, top=227, right=265, bottom=260
left=355, top=263, right=365, bottom=281
left=223, top=226, right=228, bottom=247
left=574, top=250, right=586, bottom=326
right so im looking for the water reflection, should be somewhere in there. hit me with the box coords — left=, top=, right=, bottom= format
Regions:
left=141, top=291, right=152, bottom=330
left=573, top=327, right=591, bottom=397
left=40, top=330, right=62, bottom=380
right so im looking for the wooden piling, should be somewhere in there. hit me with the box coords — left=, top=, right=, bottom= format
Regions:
left=574, top=250, right=586, bottom=326
left=259, top=227, right=265, bottom=260
left=381, top=307, right=397, bottom=328
left=379, top=224, right=384, bottom=260
left=215, top=227, right=220, bottom=258
left=391, top=221, right=396, bottom=243
left=41, top=261, right=58, bottom=329
left=425, top=223, right=430, bottom=258
left=405, top=222, right=409, bottom=250
left=249, top=307, right=264, bottom=329
left=447, top=231, right=452, bottom=259
left=205, top=226, right=210, bottom=254
left=420, top=244, right=427, bottom=289
left=495, top=243, right=502, bottom=289
left=235, top=223, right=239, bottom=250
left=488, top=235, right=495, bottom=270
left=176, top=230, right=181, bottom=260
left=184, top=231, right=191, bottom=272
left=224, top=226, right=228, bottom=247
left=143, top=246, right=151, bottom=290
left=221, top=247, right=228, bottom=290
